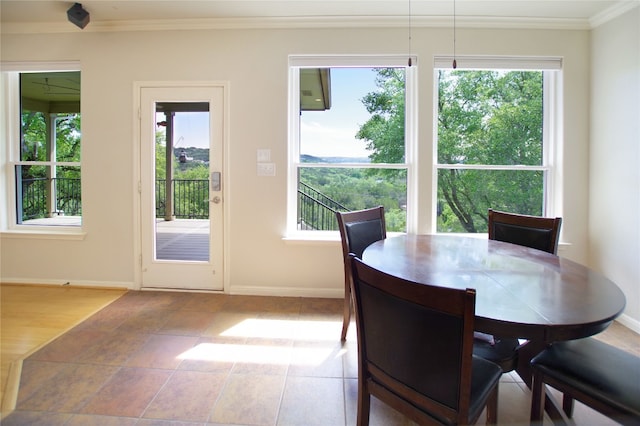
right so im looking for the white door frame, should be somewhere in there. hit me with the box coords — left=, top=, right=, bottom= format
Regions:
left=132, top=81, right=230, bottom=292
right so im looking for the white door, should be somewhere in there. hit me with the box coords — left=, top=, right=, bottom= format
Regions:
left=140, top=85, right=225, bottom=290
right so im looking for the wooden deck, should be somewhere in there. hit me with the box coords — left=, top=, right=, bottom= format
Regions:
left=155, top=218, right=210, bottom=262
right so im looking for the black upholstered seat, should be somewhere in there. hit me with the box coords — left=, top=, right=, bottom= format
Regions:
left=473, top=209, right=563, bottom=374
left=530, top=338, right=640, bottom=426
left=350, top=256, right=502, bottom=425
left=488, top=208, right=562, bottom=255
left=336, top=206, right=386, bottom=341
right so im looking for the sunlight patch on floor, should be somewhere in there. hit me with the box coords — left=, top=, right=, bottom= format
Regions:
left=220, top=318, right=341, bottom=340
left=177, top=343, right=335, bottom=365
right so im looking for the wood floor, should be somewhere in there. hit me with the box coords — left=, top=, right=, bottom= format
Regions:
left=0, top=284, right=126, bottom=415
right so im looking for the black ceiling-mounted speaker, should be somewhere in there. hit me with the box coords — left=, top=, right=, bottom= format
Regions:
left=67, top=3, right=90, bottom=29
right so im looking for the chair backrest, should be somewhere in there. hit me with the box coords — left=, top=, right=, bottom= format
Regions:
left=488, top=209, right=562, bottom=254
left=336, top=206, right=386, bottom=262
left=350, top=256, right=478, bottom=425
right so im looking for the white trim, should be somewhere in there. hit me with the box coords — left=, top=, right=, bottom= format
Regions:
left=1, top=63, right=83, bottom=233
left=432, top=65, right=563, bottom=230
left=229, top=284, right=343, bottom=299
left=0, top=61, right=81, bottom=72
left=436, top=164, right=548, bottom=171
left=132, top=80, right=231, bottom=293
left=287, top=57, right=416, bottom=237
left=590, top=1, right=640, bottom=28
left=617, top=314, right=640, bottom=335
left=1, top=229, right=86, bottom=240
left=0, top=278, right=132, bottom=289
left=434, top=56, right=562, bottom=70
left=290, top=54, right=418, bottom=68
left=286, top=65, right=301, bottom=235
left=0, top=16, right=594, bottom=36
left=13, top=161, right=81, bottom=167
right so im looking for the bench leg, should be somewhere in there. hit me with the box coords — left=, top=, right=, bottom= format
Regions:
left=562, top=394, right=574, bottom=418
left=530, top=372, right=546, bottom=424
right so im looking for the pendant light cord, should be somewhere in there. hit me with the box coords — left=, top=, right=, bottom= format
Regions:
left=408, top=0, right=413, bottom=66
left=453, top=0, right=457, bottom=69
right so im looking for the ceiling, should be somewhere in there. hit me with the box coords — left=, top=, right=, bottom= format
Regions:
left=1, top=1, right=638, bottom=32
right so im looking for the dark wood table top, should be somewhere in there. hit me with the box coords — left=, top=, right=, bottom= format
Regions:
left=362, top=234, right=626, bottom=343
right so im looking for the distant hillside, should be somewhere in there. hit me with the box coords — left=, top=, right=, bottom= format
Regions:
left=174, top=147, right=209, bottom=162
left=301, top=154, right=370, bottom=164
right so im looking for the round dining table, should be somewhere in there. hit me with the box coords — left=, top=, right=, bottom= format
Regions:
left=362, top=234, right=627, bottom=391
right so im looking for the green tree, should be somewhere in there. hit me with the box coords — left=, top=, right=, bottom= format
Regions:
left=155, top=128, right=211, bottom=218
left=358, top=68, right=544, bottom=233
left=20, top=112, right=82, bottom=219
left=436, top=70, right=543, bottom=232
left=356, top=68, right=406, bottom=166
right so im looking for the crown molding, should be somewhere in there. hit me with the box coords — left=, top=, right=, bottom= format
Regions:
left=1, top=14, right=595, bottom=35
left=590, top=1, right=639, bottom=28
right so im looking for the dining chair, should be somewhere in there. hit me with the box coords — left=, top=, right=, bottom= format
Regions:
left=488, top=208, right=562, bottom=255
left=336, top=206, right=386, bottom=341
left=350, top=255, right=502, bottom=425
left=530, top=337, right=640, bottom=425
left=473, top=209, right=564, bottom=373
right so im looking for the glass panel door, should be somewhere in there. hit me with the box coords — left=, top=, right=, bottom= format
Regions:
left=140, top=86, right=224, bottom=291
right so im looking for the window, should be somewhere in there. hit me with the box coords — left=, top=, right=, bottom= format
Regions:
left=288, top=56, right=416, bottom=235
left=4, top=69, right=82, bottom=228
left=434, top=56, right=562, bottom=233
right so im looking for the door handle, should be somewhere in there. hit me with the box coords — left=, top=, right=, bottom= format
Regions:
left=212, top=196, right=221, bottom=204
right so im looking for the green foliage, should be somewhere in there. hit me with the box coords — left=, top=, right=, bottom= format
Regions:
left=347, top=68, right=545, bottom=233
left=299, top=167, right=407, bottom=232
left=299, top=68, right=411, bottom=231
left=436, top=70, right=544, bottom=232
left=357, top=68, right=406, bottom=165
left=154, top=130, right=210, bottom=218
left=296, top=68, right=409, bottom=231
left=20, top=112, right=82, bottom=219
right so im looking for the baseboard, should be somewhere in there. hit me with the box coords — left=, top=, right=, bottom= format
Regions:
left=0, top=278, right=132, bottom=290
left=229, top=285, right=343, bottom=299
left=616, top=313, right=640, bottom=335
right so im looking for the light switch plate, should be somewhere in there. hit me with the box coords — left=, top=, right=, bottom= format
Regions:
left=257, top=149, right=271, bottom=163
left=257, top=163, right=276, bottom=176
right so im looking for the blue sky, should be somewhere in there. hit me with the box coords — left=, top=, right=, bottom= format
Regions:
left=163, top=67, right=379, bottom=156
left=300, top=67, right=378, bottom=158
left=172, top=111, right=209, bottom=149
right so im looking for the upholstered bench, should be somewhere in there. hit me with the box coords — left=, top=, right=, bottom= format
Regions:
left=530, top=337, right=640, bottom=426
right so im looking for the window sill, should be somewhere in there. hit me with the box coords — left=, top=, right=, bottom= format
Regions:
left=282, top=231, right=340, bottom=245
left=282, top=231, right=407, bottom=245
left=1, top=227, right=86, bottom=240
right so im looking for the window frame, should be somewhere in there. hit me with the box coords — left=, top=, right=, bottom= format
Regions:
left=286, top=55, right=418, bottom=239
left=1, top=61, right=84, bottom=237
left=432, top=56, right=563, bottom=233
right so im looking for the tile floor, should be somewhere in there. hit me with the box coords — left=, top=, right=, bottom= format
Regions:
left=2, top=291, right=639, bottom=426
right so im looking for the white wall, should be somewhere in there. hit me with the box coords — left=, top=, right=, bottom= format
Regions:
left=1, top=25, right=592, bottom=297
left=590, top=6, right=640, bottom=330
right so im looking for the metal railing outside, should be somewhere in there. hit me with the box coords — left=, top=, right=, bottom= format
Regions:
left=156, top=179, right=209, bottom=219
left=298, top=182, right=350, bottom=230
left=20, top=177, right=346, bottom=228
left=20, top=177, right=82, bottom=220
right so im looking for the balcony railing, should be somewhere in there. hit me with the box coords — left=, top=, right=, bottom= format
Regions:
left=20, top=177, right=82, bottom=220
left=156, top=179, right=210, bottom=219
left=298, top=182, right=350, bottom=230
left=20, top=177, right=347, bottom=229
left=20, top=178, right=211, bottom=221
